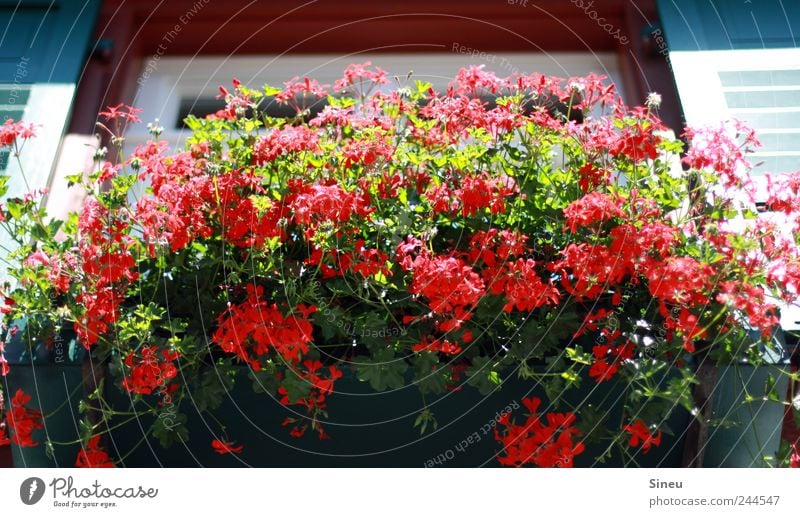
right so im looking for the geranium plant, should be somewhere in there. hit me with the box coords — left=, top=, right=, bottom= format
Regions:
left=1, top=63, right=799, bottom=467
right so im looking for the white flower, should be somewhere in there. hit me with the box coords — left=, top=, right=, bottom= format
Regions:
left=646, top=92, right=662, bottom=109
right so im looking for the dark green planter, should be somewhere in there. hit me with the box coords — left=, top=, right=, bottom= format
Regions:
left=2, top=320, right=700, bottom=467
left=6, top=355, right=690, bottom=467
left=3, top=321, right=86, bottom=468
left=702, top=329, right=792, bottom=467
left=702, top=364, right=790, bottom=467
left=100, top=366, right=689, bottom=467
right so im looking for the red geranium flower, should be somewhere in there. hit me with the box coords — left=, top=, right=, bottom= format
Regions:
left=7, top=389, right=43, bottom=447
left=624, top=419, right=662, bottom=453
left=495, top=397, right=584, bottom=468
left=122, top=346, right=180, bottom=396
left=75, top=435, right=116, bottom=468
left=211, top=439, right=244, bottom=455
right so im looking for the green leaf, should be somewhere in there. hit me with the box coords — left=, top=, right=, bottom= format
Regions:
left=312, top=306, right=348, bottom=341
left=413, top=352, right=447, bottom=395
left=263, top=84, right=282, bottom=97
left=413, top=408, right=438, bottom=435
left=764, top=374, right=783, bottom=402
left=566, top=345, right=592, bottom=366
left=281, top=369, right=313, bottom=403
left=194, top=369, right=234, bottom=412
left=152, top=412, right=189, bottom=448
left=466, top=356, right=502, bottom=395
left=354, top=348, right=408, bottom=391
left=249, top=367, right=280, bottom=394
left=64, top=172, right=84, bottom=187
left=48, top=219, right=63, bottom=237
left=357, top=311, right=393, bottom=352
left=6, top=199, right=23, bottom=220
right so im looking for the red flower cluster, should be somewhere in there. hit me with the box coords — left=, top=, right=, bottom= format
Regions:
left=563, top=191, right=624, bottom=233
left=495, top=397, right=585, bottom=468
left=121, top=347, right=180, bottom=396
left=214, top=79, right=253, bottom=121
left=253, top=125, right=320, bottom=164
left=467, top=228, right=528, bottom=266
left=23, top=250, right=73, bottom=294
left=407, top=255, right=485, bottom=314
left=279, top=359, right=343, bottom=439
left=212, top=285, right=316, bottom=369
left=550, top=243, right=628, bottom=300
left=577, top=162, right=610, bottom=193
left=99, top=103, right=142, bottom=123
left=341, top=135, right=394, bottom=169
left=211, top=438, right=244, bottom=455
left=411, top=337, right=463, bottom=355
left=623, top=419, right=662, bottom=454
left=646, top=256, right=713, bottom=307
left=766, top=171, right=800, bottom=216
left=74, top=198, right=138, bottom=347
left=6, top=389, right=43, bottom=447
left=0, top=118, right=36, bottom=147
left=275, top=76, right=328, bottom=114
left=716, top=281, right=780, bottom=336
left=334, top=61, right=388, bottom=92
left=425, top=172, right=517, bottom=218
left=488, top=258, right=560, bottom=313
left=132, top=146, right=212, bottom=254
left=589, top=329, right=635, bottom=382
left=132, top=145, right=287, bottom=253
left=610, top=118, right=661, bottom=162
left=287, top=180, right=372, bottom=238
left=214, top=170, right=286, bottom=249
left=683, top=120, right=759, bottom=194
left=305, top=241, right=391, bottom=280
left=75, top=435, right=116, bottom=467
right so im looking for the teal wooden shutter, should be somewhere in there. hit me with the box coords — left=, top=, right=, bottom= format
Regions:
left=657, top=0, right=799, bottom=51
left=0, top=0, right=100, bottom=197
left=0, top=0, right=100, bottom=280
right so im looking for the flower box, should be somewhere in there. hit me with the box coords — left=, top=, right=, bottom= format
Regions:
left=2, top=64, right=799, bottom=468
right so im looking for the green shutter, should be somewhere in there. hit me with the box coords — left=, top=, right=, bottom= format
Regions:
left=0, top=0, right=100, bottom=272
left=0, top=0, right=100, bottom=192
left=656, top=0, right=799, bottom=51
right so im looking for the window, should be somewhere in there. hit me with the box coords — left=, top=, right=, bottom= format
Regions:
left=127, top=52, right=624, bottom=150
left=671, top=48, right=800, bottom=181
